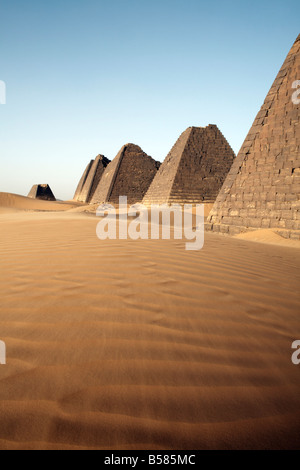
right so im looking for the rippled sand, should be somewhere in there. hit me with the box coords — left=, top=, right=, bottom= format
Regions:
left=0, top=193, right=299, bottom=449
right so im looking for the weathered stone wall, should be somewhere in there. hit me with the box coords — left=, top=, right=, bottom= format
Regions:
left=109, top=144, right=160, bottom=204
left=143, top=125, right=235, bottom=206
left=73, top=160, right=93, bottom=201
left=170, top=125, right=235, bottom=204
left=74, top=155, right=110, bottom=203
left=206, top=34, right=300, bottom=239
left=91, top=147, right=125, bottom=204
left=91, top=144, right=160, bottom=205
left=143, top=128, right=192, bottom=206
left=88, top=156, right=111, bottom=203
left=28, top=184, right=56, bottom=201
left=77, top=155, right=110, bottom=203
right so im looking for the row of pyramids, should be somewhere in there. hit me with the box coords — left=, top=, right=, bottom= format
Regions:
left=74, top=124, right=235, bottom=206
left=73, top=35, right=299, bottom=239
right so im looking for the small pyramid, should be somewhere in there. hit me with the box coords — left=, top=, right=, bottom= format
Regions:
left=28, top=184, right=56, bottom=201
left=143, top=125, right=235, bottom=206
left=206, top=35, right=300, bottom=238
left=91, top=144, right=160, bottom=205
left=74, top=155, right=110, bottom=203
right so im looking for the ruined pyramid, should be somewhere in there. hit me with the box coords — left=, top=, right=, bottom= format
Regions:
left=74, top=154, right=110, bottom=203
left=142, top=125, right=235, bottom=206
left=206, top=34, right=300, bottom=239
left=91, top=144, right=160, bottom=205
left=28, top=184, right=56, bottom=201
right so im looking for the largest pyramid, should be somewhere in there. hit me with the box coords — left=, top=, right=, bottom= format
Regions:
left=206, top=34, right=300, bottom=238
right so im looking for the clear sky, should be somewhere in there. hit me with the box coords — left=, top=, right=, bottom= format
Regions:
left=0, top=0, right=299, bottom=200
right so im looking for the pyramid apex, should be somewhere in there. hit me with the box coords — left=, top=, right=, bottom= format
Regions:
left=124, top=143, right=143, bottom=152
left=187, top=124, right=218, bottom=132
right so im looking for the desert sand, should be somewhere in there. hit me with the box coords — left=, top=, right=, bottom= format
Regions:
left=0, top=193, right=299, bottom=450
left=0, top=192, right=80, bottom=213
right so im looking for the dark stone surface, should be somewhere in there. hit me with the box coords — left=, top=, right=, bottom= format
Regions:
left=73, top=160, right=93, bottom=201
left=74, top=155, right=110, bottom=203
left=91, top=144, right=160, bottom=205
left=143, top=125, right=235, bottom=206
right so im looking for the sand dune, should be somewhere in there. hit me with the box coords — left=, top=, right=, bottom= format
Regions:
left=0, top=192, right=80, bottom=213
left=0, top=205, right=299, bottom=450
left=236, top=228, right=300, bottom=249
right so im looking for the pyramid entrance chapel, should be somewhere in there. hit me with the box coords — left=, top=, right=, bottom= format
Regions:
left=143, top=125, right=235, bottom=206
left=206, top=34, right=300, bottom=239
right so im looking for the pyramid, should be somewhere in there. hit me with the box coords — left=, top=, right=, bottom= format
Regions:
left=142, top=125, right=235, bottom=206
left=28, top=184, right=56, bottom=201
left=91, top=144, right=160, bottom=205
left=74, top=160, right=93, bottom=201
left=206, top=35, right=300, bottom=239
left=74, top=155, right=110, bottom=203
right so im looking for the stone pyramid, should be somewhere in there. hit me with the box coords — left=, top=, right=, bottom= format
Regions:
left=28, top=184, right=56, bottom=201
left=91, top=144, right=160, bottom=205
left=142, top=125, right=235, bottom=206
left=74, top=154, right=110, bottom=203
left=206, top=34, right=300, bottom=239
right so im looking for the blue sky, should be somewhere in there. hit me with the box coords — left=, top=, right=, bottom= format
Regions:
left=0, top=0, right=299, bottom=200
